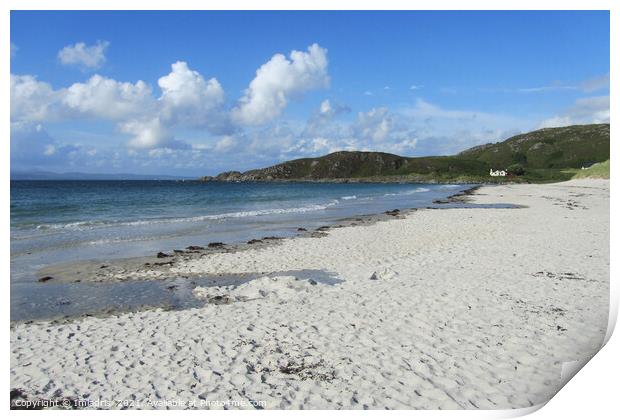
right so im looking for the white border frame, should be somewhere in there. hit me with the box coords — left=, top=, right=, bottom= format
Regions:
left=2, top=2, right=616, bottom=418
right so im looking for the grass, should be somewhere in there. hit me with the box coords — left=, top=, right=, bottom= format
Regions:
left=572, top=160, right=610, bottom=179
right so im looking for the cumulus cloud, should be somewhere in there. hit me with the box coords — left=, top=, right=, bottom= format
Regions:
left=355, top=107, right=392, bottom=142
left=12, top=43, right=330, bottom=154
left=539, top=96, right=610, bottom=128
left=10, top=122, right=85, bottom=169
left=58, top=41, right=110, bottom=70
left=119, top=118, right=175, bottom=149
left=302, top=99, right=351, bottom=140
left=397, top=99, right=529, bottom=155
left=285, top=137, right=343, bottom=156
left=317, top=99, right=350, bottom=119
left=158, top=61, right=225, bottom=125
left=10, top=74, right=60, bottom=122
left=11, top=73, right=154, bottom=122
left=10, top=65, right=223, bottom=149
left=62, top=75, right=154, bottom=120
left=213, top=136, right=238, bottom=153
left=232, top=43, right=329, bottom=125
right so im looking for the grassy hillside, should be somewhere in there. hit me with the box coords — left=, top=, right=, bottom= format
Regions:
left=203, top=124, right=610, bottom=183
left=572, top=160, right=610, bottom=179
left=242, top=152, right=490, bottom=180
left=458, top=124, right=609, bottom=170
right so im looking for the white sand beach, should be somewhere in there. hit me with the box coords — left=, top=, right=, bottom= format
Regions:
left=10, top=179, right=610, bottom=409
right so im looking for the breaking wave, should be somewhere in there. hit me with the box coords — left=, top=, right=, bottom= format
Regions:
left=35, top=201, right=339, bottom=231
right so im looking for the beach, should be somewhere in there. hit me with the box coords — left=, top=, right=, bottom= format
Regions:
left=10, top=179, right=610, bottom=409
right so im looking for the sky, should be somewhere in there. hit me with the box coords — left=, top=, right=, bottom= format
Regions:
left=10, top=10, right=610, bottom=176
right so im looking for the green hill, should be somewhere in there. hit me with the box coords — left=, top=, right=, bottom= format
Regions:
left=458, top=123, right=609, bottom=170
left=202, top=124, right=609, bottom=183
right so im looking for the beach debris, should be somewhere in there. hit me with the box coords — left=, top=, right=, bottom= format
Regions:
left=156, top=252, right=171, bottom=258
left=531, top=271, right=586, bottom=281
left=369, top=268, right=398, bottom=281
left=173, top=249, right=185, bottom=254
left=297, top=227, right=307, bottom=231
left=186, top=245, right=205, bottom=251
left=310, top=231, right=328, bottom=238
left=192, top=287, right=234, bottom=304
left=38, top=276, right=53, bottom=283
left=152, top=261, right=173, bottom=266
left=276, top=359, right=336, bottom=382
left=262, top=236, right=282, bottom=240
left=247, top=239, right=263, bottom=244
left=207, top=242, right=225, bottom=248
left=385, top=209, right=400, bottom=216
left=316, top=226, right=331, bottom=231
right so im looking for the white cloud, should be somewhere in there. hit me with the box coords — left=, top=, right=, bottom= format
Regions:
left=517, top=85, right=577, bottom=93
left=409, top=85, right=423, bottom=90
left=398, top=99, right=529, bottom=155
left=319, top=99, right=332, bottom=115
left=10, top=74, right=60, bottom=122
left=539, top=96, right=609, bottom=128
left=10, top=42, right=18, bottom=57
left=10, top=122, right=86, bottom=169
left=58, top=41, right=109, bottom=70
left=11, top=73, right=154, bottom=123
left=384, top=138, right=418, bottom=155
left=158, top=61, right=225, bottom=125
left=120, top=118, right=174, bottom=149
left=232, top=43, right=329, bottom=125
left=285, top=137, right=343, bottom=156
left=405, top=98, right=481, bottom=120
left=62, top=74, right=154, bottom=120
left=44, top=144, right=56, bottom=156
left=580, top=73, right=609, bottom=93
left=484, top=74, right=609, bottom=95
left=213, top=135, right=238, bottom=153
left=356, top=107, right=392, bottom=142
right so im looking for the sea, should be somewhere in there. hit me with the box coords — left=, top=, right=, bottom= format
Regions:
left=10, top=180, right=473, bottom=320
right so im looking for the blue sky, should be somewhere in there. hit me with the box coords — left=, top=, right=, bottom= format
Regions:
left=10, top=11, right=610, bottom=176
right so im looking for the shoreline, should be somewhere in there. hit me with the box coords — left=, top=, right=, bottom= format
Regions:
left=198, top=177, right=525, bottom=184
left=32, top=184, right=484, bottom=287
left=15, top=185, right=492, bottom=323
left=11, top=179, right=610, bottom=409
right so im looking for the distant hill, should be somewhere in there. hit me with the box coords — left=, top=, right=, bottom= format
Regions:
left=202, top=124, right=610, bottom=183
left=205, top=153, right=489, bottom=182
left=457, top=123, right=609, bottom=169
left=10, top=170, right=187, bottom=181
